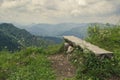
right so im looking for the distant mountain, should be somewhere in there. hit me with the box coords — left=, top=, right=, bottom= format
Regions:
left=26, top=23, right=88, bottom=37
left=0, top=23, right=61, bottom=51
left=43, top=36, right=63, bottom=44
left=26, top=23, right=113, bottom=38
left=59, top=24, right=89, bottom=39
left=59, top=27, right=88, bottom=39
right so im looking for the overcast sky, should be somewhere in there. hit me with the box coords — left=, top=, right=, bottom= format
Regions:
left=0, top=0, right=120, bottom=24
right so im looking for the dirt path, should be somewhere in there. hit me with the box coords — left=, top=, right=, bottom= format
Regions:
left=48, top=54, right=76, bottom=80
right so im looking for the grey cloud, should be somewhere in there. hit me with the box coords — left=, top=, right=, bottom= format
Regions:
left=0, top=0, right=120, bottom=24
left=115, top=8, right=120, bottom=15
left=44, top=1, right=59, bottom=11
left=72, top=0, right=120, bottom=17
left=0, top=0, right=4, bottom=6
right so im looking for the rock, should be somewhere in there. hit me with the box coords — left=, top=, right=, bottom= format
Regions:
left=66, top=46, right=74, bottom=53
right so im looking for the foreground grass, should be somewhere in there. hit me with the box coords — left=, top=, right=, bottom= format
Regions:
left=68, top=25, right=120, bottom=80
left=69, top=49, right=120, bottom=80
left=0, top=47, right=56, bottom=80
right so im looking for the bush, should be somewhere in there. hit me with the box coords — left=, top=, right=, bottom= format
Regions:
left=87, top=25, right=120, bottom=51
left=69, top=49, right=120, bottom=80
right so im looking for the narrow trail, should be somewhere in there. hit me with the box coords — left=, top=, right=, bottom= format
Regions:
left=48, top=54, right=76, bottom=80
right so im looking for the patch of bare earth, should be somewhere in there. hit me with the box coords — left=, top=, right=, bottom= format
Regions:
left=48, top=54, right=76, bottom=80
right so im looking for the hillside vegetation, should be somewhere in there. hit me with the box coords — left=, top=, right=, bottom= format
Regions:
left=0, top=23, right=62, bottom=51
left=0, top=30, right=21, bottom=51
left=0, top=45, right=62, bottom=80
left=87, top=24, right=120, bottom=51
left=69, top=24, right=120, bottom=80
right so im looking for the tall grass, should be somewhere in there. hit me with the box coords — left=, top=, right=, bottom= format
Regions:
left=69, top=49, right=120, bottom=80
left=69, top=25, right=120, bottom=80
left=0, top=47, right=56, bottom=80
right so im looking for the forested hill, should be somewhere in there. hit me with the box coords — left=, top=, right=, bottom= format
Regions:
left=0, top=30, right=21, bottom=51
left=0, top=23, right=49, bottom=51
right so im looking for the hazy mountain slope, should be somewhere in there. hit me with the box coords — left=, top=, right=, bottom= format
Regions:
left=26, top=23, right=88, bottom=37
left=43, top=36, right=63, bottom=44
left=59, top=24, right=89, bottom=38
left=0, top=23, right=47, bottom=51
left=26, top=23, right=113, bottom=38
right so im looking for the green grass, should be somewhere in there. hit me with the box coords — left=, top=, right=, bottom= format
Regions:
left=0, top=47, right=56, bottom=80
left=69, top=49, right=120, bottom=80
left=68, top=25, right=120, bottom=80
left=44, top=44, right=64, bottom=55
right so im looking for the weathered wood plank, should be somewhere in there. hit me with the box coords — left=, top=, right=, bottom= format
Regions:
left=63, top=36, right=113, bottom=57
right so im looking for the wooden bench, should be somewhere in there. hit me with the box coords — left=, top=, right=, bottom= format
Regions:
left=63, top=36, right=113, bottom=58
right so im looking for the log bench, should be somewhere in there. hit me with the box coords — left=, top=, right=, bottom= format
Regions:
left=63, top=36, right=113, bottom=59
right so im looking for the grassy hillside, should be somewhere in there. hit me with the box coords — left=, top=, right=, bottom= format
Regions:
left=86, top=24, right=120, bottom=51
left=0, top=44, right=63, bottom=80
left=69, top=24, right=120, bottom=80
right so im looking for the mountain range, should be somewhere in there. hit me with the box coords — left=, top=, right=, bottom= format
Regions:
left=25, top=23, right=112, bottom=39
left=0, top=22, right=113, bottom=51
left=0, top=23, right=62, bottom=51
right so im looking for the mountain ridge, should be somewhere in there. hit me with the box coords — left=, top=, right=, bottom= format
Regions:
left=0, top=23, right=62, bottom=51
left=25, top=23, right=113, bottom=38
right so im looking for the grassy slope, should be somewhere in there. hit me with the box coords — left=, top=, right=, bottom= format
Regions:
left=0, top=47, right=57, bottom=80
left=69, top=25, right=120, bottom=80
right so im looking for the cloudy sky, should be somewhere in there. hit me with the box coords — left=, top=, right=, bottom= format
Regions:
left=0, top=0, right=120, bottom=24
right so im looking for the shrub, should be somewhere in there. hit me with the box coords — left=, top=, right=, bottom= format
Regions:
left=87, top=25, right=120, bottom=51
left=69, top=49, right=120, bottom=80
